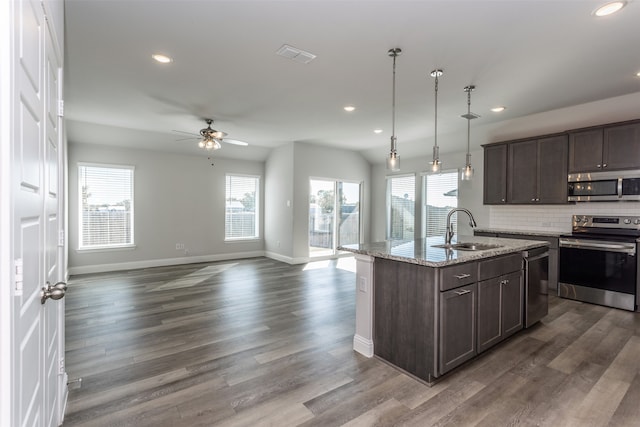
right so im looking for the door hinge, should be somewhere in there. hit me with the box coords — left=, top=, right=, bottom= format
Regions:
left=58, top=100, right=64, bottom=117
left=15, top=258, right=23, bottom=294
left=59, top=229, right=65, bottom=246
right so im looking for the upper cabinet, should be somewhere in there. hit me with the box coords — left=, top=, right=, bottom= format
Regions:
left=569, top=121, right=640, bottom=173
left=508, top=135, right=568, bottom=204
left=483, top=143, right=507, bottom=204
left=484, top=135, right=568, bottom=205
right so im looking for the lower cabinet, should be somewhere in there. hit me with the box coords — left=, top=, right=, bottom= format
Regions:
left=439, top=283, right=477, bottom=374
left=477, top=271, right=523, bottom=353
left=373, top=253, right=525, bottom=383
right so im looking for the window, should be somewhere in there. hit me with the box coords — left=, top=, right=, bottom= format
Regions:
left=423, top=170, right=458, bottom=238
left=386, top=174, right=415, bottom=240
left=225, top=174, right=259, bottom=240
left=78, top=163, right=134, bottom=249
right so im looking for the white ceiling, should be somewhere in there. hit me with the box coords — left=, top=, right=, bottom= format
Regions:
left=64, top=0, right=640, bottom=164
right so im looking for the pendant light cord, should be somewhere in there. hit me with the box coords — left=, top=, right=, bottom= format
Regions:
left=434, top=74, right=439, bottom=150
left=392, top=52, right=396, bottom=145
left=466, top=88, right=471, bottom=155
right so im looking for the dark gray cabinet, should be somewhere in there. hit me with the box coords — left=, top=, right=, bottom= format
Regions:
left=485, top=134, right=568, bottom=205
left=568, top=128, right=603, bottom=172
left=474, top=231, right=559, bottom=291
left=477, top=254, right=523, bottom=353
left=483, top=143, right=507, bottom=204
left=373, top=258, right=435, bottom=381
left=507, top=135, right=568, bottom=204
left=507, top=139, right=537, bottom=204
left=604, top=122, right=640, bottom=170
left=439, top=283, right=477, bottom=374
left=569, top=121, right=640, bottom=172
left=373, top=253, right=525, bottom=382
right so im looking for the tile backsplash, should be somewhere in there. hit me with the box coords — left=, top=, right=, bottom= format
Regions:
left=489, top=203, right=640, bottom=233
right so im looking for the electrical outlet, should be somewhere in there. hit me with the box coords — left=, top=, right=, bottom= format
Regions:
left=358, top=277, right=367, bottom=292
left=175, top=243, right=184, bottom=250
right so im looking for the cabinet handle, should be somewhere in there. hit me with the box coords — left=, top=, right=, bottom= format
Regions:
left=603, top=163, right=607, bottom=168
left=597, top=164, right=601, bottom=168
left=501, top=198, right=505, bottom=202
left=454, top=289, right=471, bottom=296
left=503, top=279, right=510, bottom=285
left=454, top=273, right=471, bottom=279
left=531, top=198, right=535, bottom=202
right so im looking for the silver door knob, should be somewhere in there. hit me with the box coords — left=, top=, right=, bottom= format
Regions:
left=41, top=281, right=67, bottom=304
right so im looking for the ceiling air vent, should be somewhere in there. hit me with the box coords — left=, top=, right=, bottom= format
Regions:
left=276, top=44, right=316, bottom=64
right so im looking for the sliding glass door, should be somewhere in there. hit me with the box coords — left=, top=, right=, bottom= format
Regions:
left=309, top=179, right=361, bottom=257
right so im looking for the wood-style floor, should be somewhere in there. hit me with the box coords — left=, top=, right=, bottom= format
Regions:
left=62, top=257, right=640, bottom=426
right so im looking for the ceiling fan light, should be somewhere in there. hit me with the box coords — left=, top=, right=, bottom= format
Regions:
left=205, top=139, right=214, bottom=149
left=198, top=140, right=206, bottom=148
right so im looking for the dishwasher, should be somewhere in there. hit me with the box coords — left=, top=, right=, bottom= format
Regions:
left=523, top=247, right=549, bottom=327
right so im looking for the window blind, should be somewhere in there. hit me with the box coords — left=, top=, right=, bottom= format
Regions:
left=225, top=175, right=259, bottom=240
left=79, top=164, right=134, bottom=248
left=386, top=174, right=415, bottom=240
left=424, top=171, right=458, bottom=238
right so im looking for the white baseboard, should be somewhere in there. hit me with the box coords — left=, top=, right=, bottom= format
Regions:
left=264, top=251, right=309, bottom=265
left=68, top=251, right=265, bottom=275
left=353, top=334, right=374, bottom=357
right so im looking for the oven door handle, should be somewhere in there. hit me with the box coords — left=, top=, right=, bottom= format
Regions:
left=559, top=238, right=636, bottom=254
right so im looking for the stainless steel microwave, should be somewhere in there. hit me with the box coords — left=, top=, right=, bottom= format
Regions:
left=568, top=170, right=640, bottom=201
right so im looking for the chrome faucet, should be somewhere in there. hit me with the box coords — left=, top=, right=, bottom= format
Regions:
left=445, top=208, right=477, bottom=245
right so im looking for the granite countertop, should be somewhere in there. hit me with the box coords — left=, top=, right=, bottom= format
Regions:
left=474, top=228, right=564, bottom=238
left=339, top=235, right=548, bottom=268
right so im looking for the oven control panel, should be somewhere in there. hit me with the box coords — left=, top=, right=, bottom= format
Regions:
left=572, top=215, right=640, bottom=230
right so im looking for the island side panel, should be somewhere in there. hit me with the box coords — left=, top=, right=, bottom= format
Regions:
left=353, top=254, right=375, bottom=357
left=374, top=258, right=437, bottom=383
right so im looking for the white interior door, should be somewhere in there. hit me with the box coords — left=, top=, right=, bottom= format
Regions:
left=10, top=0, right=66, bottom=426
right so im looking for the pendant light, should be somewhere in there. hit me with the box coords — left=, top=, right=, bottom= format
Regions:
left=429, top=69, right=443, bottom=173
left=461, top=85, right=479, bottom=181
left=386, top=48, right=402, bottom=171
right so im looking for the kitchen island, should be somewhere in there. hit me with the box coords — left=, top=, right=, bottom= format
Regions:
left=340, top=235, right=548, bottom=384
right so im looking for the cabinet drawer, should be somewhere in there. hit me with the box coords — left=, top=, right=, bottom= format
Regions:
left=439, top=262, right=477, bottom=291
left=478, top=254, right=522, bottom=281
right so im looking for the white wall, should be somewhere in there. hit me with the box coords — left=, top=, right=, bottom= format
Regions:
left=290, top=142, right=371, bottom=262
left=68, top=143, right=265, bottom=274
left=264, top=142, right=295, bottom=259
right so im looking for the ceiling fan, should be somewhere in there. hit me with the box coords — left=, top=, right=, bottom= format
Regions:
left=173, top=119, right=249, bottom=151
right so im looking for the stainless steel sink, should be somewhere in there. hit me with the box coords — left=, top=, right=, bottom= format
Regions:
left=431, top=242, right=502, bottom=251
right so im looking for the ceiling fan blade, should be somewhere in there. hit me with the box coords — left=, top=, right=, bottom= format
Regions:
left=172, top=129, right=200, bottom=137
left=175, top=137, right=198, bottom=142
left=223, top=138, right=249, bottom=146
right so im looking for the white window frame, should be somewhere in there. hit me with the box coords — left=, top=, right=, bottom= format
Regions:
left=78, top=162, right=135, bottom=251
left=385, top=173, right=416, bottom=240
left=225, top=173, right=260, bottom=241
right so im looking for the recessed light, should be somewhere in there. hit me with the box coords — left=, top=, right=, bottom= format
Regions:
left=491, top=106, right=506, bottom=113
left=344, top=106, right=356, bottom=112
left=636, top=71, right=640, bottom=77
left=374, top=129, right=383, bottom=134
left=152, top=53, right=173, bottom=64
left=593, top=1, right=626, bottom=17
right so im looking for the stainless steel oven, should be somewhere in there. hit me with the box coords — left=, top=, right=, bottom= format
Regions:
left=559, top=215, right=639, bottom=312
